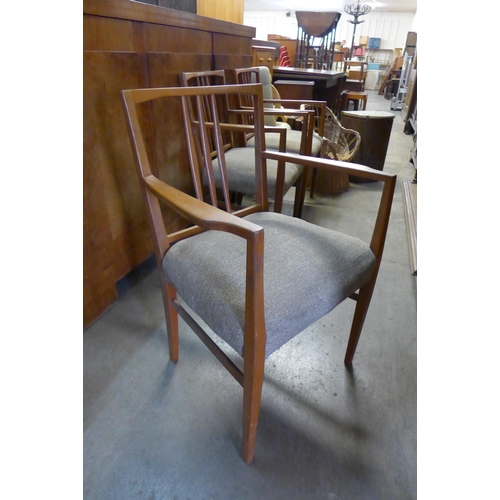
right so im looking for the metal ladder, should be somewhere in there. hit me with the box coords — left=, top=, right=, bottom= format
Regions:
left=391, top=52, right=413, bottom=110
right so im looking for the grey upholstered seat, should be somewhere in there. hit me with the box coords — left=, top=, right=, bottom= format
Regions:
left=211, top=148, right=303, bottom=198
left=163, top=212, right=376, bottom=358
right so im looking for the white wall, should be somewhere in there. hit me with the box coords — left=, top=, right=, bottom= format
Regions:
left=244, top=10, right=416, bottom=51
left=411, top=8, right=418, bottom=32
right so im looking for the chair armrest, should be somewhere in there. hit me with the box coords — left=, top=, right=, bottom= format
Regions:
left=262, top=150, right=389, bottom=182
left=143, top=174, right=263, bottom=241
left=264, top=99, right=327, bottom=108
left=229, top=107, right=314, bottom=119
left=261, top=150, right=396, bottom=260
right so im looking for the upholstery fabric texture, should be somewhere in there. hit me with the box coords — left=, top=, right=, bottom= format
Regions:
left=163, top=212, right=376, bottom=358
left=210, top=147, right=303, bottom=197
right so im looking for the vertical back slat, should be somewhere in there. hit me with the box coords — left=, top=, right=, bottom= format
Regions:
left=209, top=94, right=232, bottom=213
left=195, top=94, right=219, bottom=207
left=181, top=95, right=204, bottom=201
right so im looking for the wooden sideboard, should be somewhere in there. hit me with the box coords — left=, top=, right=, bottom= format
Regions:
left=83, top=0, right=255, bottom=328
left=272, top=66, right=345, bottom=110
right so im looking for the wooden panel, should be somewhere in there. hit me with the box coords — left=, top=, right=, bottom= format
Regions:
left=274, top=80, right=314, bottom=103
left=83, top=0, right=255, bottom=328
left=213, top=33, right=252, bottom=55
left=84, top=52, right=145, bottom=248
left=84, top=0, right=253, bottom=36
left=149, top=51, right=212, bottom=86
left=141, top=22, right=212, bottom=53
left=213, top=54, right=252, bottom=71
left=196, top=0, right=243, bottom=24
left=213, top=32, right=253, bottom=71
left=83, top=15, right=135, bottom=51
left=84, top=51, right=153, bottom=327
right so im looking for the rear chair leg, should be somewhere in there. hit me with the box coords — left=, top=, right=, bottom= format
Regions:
left=293, top=167, right=309, bottom=218
left=309, top=168, right=318, bottom=199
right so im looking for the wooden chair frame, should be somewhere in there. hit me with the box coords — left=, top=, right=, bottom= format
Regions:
left=121, top=83, right=396, bottom=464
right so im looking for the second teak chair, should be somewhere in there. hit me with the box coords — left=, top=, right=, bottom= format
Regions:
left=180, top=69, right=316, bottom=216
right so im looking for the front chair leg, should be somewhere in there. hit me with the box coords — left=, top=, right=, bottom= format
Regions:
left=162, top=280, right=179, bottom=363
left=344, top=280, right=376, bottom=365
left=241, top=339, right=266, bottom=463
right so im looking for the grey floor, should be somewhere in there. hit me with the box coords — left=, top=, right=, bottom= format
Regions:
left=83, top=90, right=417, bottom=500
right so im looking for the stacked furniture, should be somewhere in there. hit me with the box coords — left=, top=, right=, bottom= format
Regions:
left=294, top=11, right=342, bottom=70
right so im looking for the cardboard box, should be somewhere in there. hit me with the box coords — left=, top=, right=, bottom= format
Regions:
left=359, top=36, right=369, bottom=46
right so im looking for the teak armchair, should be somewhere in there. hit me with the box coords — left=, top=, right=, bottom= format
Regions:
left=121, top=83, right=396, bottom=464
left=179, top=69, right=315, bottom=215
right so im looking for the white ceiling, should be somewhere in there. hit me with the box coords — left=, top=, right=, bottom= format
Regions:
left=244, top=0, right=417, bottom=13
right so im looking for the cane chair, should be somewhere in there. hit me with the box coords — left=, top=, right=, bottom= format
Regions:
left=304, top=105, right=361, bottom=197
left=121, top=83, right=396, bottom=464
left=180, top=69, right=314, bottom=215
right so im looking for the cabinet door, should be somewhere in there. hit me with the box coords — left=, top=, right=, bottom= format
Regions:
left=252, top=46, right=275, bottom=75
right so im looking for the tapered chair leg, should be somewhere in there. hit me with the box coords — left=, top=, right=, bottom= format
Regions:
left=293, top=168, right=309, bottom=218
left=309, top=168, right=318, bottom=199
left=344, top=281, right=376, bottom=365
left=273, top=159, right=286, bottom=213
left=162, top=280, right=179, bottom=363
left=241, top=336, right=266, bottom=463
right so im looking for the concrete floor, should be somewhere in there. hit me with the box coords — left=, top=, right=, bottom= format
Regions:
left=83, top=90, right=417, bottom=499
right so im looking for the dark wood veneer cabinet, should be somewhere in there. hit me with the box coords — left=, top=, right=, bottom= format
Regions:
left=83, top=0, right=254, bottom=327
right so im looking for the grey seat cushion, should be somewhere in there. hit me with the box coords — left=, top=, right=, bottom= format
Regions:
left=247, top=130, right=324, bottom=157
left=211, top=147, right=303, bottom=198
left=163, top=212, right=376, bottom=358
